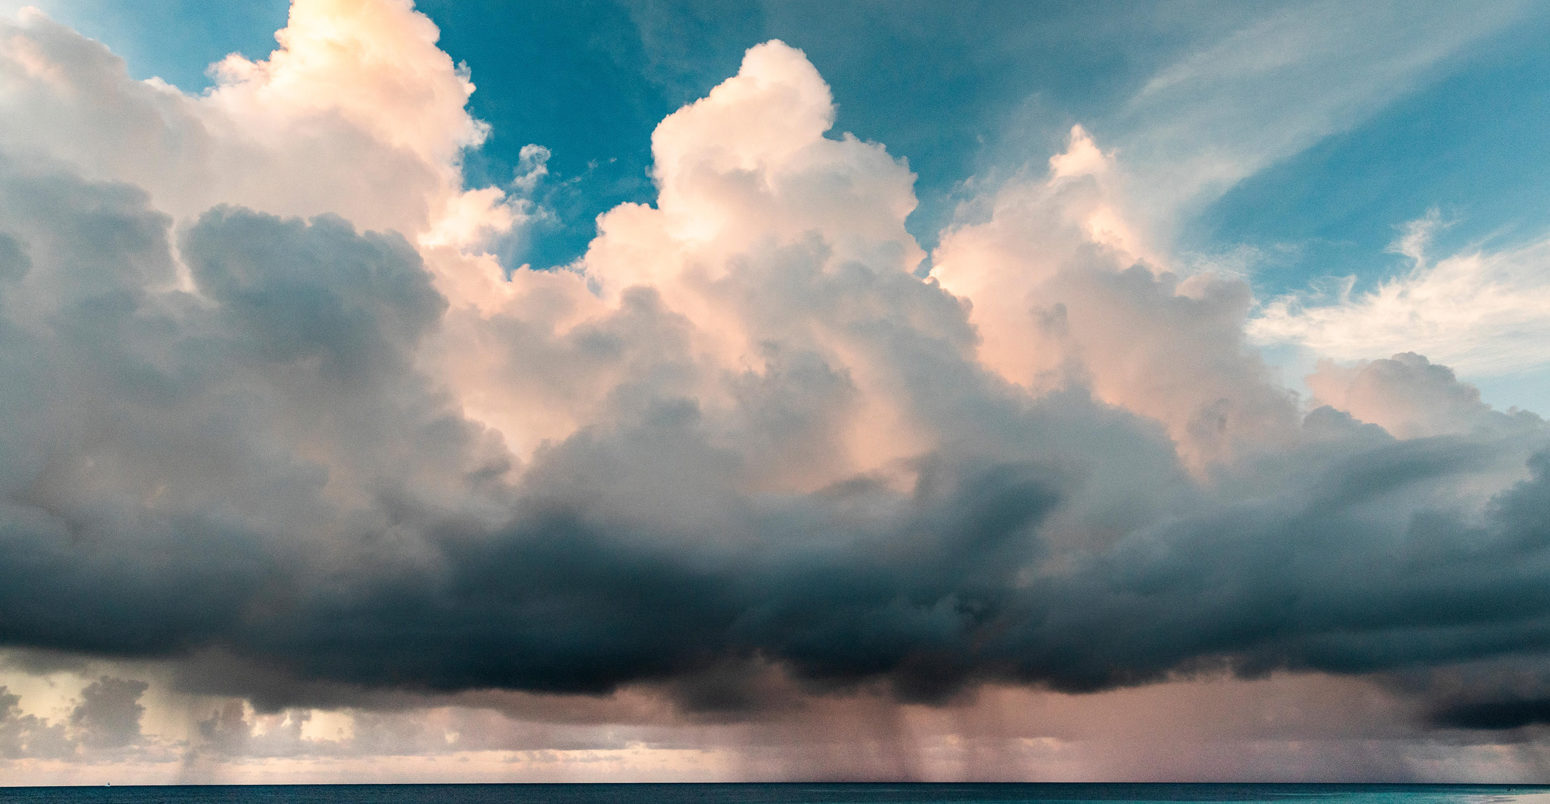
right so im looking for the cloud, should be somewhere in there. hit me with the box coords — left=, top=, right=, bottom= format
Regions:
left=0, top=0, right=521, bottom=254
left=0, top=675, right=154, bottom=758
left=70, top=676, right=148, bottom=749
left=1104, top=0, right=1528, bottom=235
left=1253, top=225, right=1550, bottom=378
left=1433, top=698, right=1550, bottom=732
left=931, top=126, right=1299, bottom=466
left=0, top=685, right=71, bottom=758
left=4, top=0, right=1550, bottom=780
left=1306, top=352, right=1540, bottom=440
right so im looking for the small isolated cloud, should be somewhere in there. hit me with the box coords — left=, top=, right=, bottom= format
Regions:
left=512, top=144, right=551, bottom=194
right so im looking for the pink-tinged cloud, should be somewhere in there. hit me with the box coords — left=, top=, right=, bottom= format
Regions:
left=2, top=0, right=1550, bottom=783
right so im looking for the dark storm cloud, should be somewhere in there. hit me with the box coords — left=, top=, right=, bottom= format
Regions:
left=3, top=129, right=1550, bottom=726
left=1002, top=439, right=1550, bottom=691
left=0, top=157, right=501, bottom=662
left=183, top=207, right=447, bottom=380
left=210, top=455, right=1063, bottom=707
left=1433, top=699, right=1550, bottom=731
left=166, top=427, right=1550, bottom=710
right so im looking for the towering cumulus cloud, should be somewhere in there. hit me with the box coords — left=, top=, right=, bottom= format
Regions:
left=1, top=0, right=1549, bottom=780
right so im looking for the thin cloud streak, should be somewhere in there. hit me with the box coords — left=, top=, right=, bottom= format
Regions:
left=1104, top=0, right=1527, bottom=245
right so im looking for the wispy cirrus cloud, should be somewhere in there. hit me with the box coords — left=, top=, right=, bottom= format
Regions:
left=1100, top=0, right=1528, bottom=245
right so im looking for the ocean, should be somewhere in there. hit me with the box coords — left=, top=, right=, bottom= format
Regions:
left=1, top=785, right=1547, bottom=804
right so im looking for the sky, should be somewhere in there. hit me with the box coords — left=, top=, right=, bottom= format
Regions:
left=2, top=0, right=1550, bottom=785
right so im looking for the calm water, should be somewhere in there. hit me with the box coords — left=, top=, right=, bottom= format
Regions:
left=1, top=785, right=1548, bottom=804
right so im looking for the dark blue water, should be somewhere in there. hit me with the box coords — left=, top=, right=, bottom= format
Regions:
left=1, top=785, right=1548, bottom=804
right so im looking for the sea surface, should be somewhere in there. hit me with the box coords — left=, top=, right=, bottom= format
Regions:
left=1, top=785, right=1548, bottom=804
